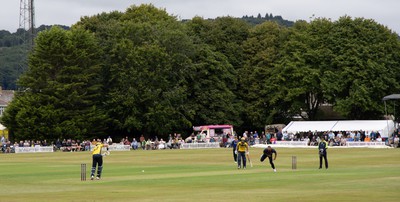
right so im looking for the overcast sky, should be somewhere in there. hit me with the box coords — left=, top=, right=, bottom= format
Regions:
left=1, top=0, right=399, bottom=34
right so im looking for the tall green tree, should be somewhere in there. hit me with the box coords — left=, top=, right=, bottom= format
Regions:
left=185, top=17, right=245, bottom=126
left=187, top=44, right=242, bottom=126
left=2, top=27, right=107, bottom=140
left=187, top=16, right=250, bottom=73
left=322, top=16, right=400, bottom=119
left=77, top=5, right=195, bottom=136
left=271, top=19, right=335, bottom=120
left=240, top=21, right=289, bottom=127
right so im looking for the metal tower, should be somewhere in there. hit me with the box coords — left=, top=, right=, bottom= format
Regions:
left=19, top=0, right=35, bottom=48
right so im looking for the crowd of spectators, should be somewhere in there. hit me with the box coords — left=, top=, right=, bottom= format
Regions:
left=259, top=128, right=400, bottom=147
left=134, top=133, right=184, bottom=150
left=2, top=129, right=400, bottom=153
left=280, top=130, right=398, bottom=147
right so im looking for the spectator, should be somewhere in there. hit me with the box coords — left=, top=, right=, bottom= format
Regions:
left=340, top=137, right=347, bottom=146
left=266, top=132, right=271, bottom=144
left=123, top=138, right=130, bottom=146
left=139, top=135, right=145, bottom=149
left=393, top=135, right=399, bottom=148
left=260, top=131, right=266, bottom=144
left=347, top=135, right=354, bottom=142
left=355, top=132, right=361, bottom=141
left=200, top=132, right=206, bottom=142
left=141, top=139, right=146, bottom=150
left=282, top=131, right=288, bottom=141
left=276, top=131, right=283, bottom=141
left=370, top=131, right=376, bottom=141
left=79, top=140, right=85, bottom=151
left=337, top=132, right=343, bottom=139
left=131, top=138, right=138, bottom=150
left=153, top=139, right=159, bottom=150
left=66, top=139, right=72, bottom=152
left=328, top=131, right=335, bottom=140
left=145, top=139, right=152, bottom=150
left=270, top=135, right=277, bottom=144
left=158, top=139, right=166, bottom=149
left=185, top=135, right=193, bottom=143
left=55, top=139, right=62, bottom=150
left=253, top=131, right=258, bottom=139
left=24, top=140, right=30, bottom=147
left=71, top=140, right=78, bottom=152
left=85, top=140, right=91, bottom=151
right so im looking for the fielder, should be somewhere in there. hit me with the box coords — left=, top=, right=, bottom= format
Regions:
left=90, top=139, right=109, bottom=180
left=231, top=136, right=238, bottom=163
left=318, top=138, right=328, bottom=169
left=260, top=146, right=277, bottom=172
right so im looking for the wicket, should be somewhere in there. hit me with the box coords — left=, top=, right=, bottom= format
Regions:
left=81, top=163, right=86, bottom=181
left=292, top=156, right=297, bottom=170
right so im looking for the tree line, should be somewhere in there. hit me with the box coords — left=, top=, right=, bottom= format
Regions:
left=0, top=25, right=69, bottom=89
left=1, top=4, right=400, bottom=141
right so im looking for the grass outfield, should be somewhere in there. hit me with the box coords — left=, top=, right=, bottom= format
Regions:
left=0, top=147, right=399, bottom=202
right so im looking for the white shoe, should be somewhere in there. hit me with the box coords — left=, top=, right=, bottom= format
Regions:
left=90, top=175, right=94, bottom=180
left=96, top=177, right=100, bottom=180
left=273, top=169, right=277, bottom=172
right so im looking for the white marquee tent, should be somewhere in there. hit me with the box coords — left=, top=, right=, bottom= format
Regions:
left=283, top=120, right=395, bottom=138
left=0, top=123, right=5, bottom=131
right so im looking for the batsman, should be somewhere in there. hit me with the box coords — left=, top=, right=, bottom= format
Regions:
left=90, top=139, right=109, bottom=180
left=236, top=137, right=249, bottom=169
left=260, top=146, right=277, bottom=172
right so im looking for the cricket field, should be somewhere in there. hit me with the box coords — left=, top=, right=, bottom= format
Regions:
left=0, top=147, right=399, bottom=202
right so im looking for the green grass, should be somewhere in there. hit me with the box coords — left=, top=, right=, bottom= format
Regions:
left=0, top=147, right=399, bottom=202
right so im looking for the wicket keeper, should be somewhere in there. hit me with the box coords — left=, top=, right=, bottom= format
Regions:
left=90, top=139, right=109, bottom=180
left=236, top=137, right=249, bottom=169
left=260, top=146, right=277, bottom=172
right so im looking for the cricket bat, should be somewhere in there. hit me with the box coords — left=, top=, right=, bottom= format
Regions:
left=247, top=153, right=253, bottom=167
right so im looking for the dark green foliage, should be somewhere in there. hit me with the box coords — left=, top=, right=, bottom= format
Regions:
left=323, top=16, right=400, bottom=119
left=76, top=5, right=243, bottom=136
left=240, top=21, right=290, bottom=128
left=1, top=4, right=400, bottom=140
left=2, top=27, right=107, bottom=140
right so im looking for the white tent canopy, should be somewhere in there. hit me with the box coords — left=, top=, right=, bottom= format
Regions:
left=283, top=120, right=395, bottom=138
left=284, top=121, right=337, bottom=133
left=0, top=123, right=5, bottom=130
